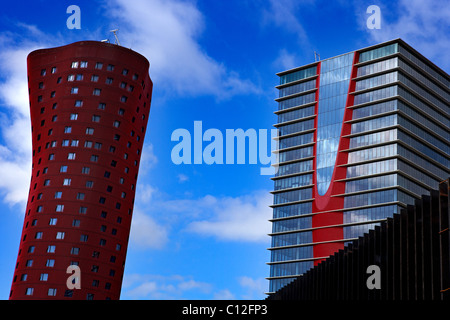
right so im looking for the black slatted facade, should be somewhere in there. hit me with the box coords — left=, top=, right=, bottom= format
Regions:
left=267, top=178, right=450, bottom=300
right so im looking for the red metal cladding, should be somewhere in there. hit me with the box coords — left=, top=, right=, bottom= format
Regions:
left=9, top=41, right=153, bottom=300
left=312, top=52, right=359, bottom=265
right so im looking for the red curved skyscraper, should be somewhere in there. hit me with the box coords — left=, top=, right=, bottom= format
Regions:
left=9, top=41, right=153, bottom=300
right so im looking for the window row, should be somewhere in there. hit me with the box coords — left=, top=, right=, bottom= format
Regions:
left=277, top=105, right=315, bottom=125
left=278, top=132, right=314, bottom=150
left=273, top=173, right=313, bottom=191
left=278, top=92, right=315, bottom=111
left=346, top=158, right=396, bottom=179
left=278, top=146, right=313, bottom=163
left=356, top=56, right=398, bottom=77
left=278, top=79, right=316, bottom=98
left=355, top=71, right=398, bottom=92
left=277, top=118, right=314, bottom=137
left=275, top=159, right=313, bottom=178
left=271, top=230, right=313, bottom=248
left=273, top=188, right=313, bottom=205
left=270, top=244, right=313, bottom=262
left=345, top=173, right=397, bottom=194
left=349, top=128, right=397, bottom=149
left=353, top=85, right=397, bottom=106
left=348, top=143, right=397, bottom=164
left=279, top=66, right=317, bottom=85
left=351, top=114, right=397, bottom=135
left=343, top=188, right=398, bottom=209
left=271, top=216, right=312, bottom=234
left=272, top=202, right=312, bottom=219
left=343, top=204, right=399, bottom=225
left=358, top=43, right=398, bottom=63
left=269, top=260, right=314, bottom=279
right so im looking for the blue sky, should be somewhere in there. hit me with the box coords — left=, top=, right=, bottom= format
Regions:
left=0, top=0, right=448, bottom=300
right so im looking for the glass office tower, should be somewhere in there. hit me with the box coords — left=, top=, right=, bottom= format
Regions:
left=268, top=39, right=449, bottom=293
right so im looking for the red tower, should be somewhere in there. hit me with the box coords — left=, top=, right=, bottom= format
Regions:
left=9, top=41, right=153, bottom=300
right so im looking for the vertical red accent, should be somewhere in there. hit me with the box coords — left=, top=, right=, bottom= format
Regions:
left=312, top=52, right=359, bottom=265
left=10, top=41, right=153, bottom=300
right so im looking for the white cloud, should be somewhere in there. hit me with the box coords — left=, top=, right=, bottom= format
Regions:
left=0, top=27, right=57, bottom=208
left=106, top=0, right=260, bottom=98
left=185, top=190, right=272, bottom=243
left=362, top=0, right=450, bottom=70
left=122, top=274, right=212, bottom=299
left=238, top=276, right=267, bottom=299
left=129, top=208, right=169, bottom=250
left=177, top=173, right=189, bottom=183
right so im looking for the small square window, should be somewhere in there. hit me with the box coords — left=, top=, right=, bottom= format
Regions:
left=62, top=140, right=69, bottom=147
left=54, top=191, right=62, bottom=199
left=68, top=153, right=76, bottom=160
left=41, top=69, right=47, bottom=76
left=67, top=75, right=75, bottom=81
left=84, top=141, right=93, bottom=148
left=122, top=69, right=128, bottom=75
left=56, top=204, right=64, bottom=212
left=75, top=100, right=83, bottom=107
left=93, top=88, right=101, bottom=96
left=86, top=128, right=94, bottom=135
left=91, top=75, right=99, bottom=82
left=107, top=64, right=115, bottom=71
left=106, top=77, right=113, bottom=84
left=63, top=179, right=72, bottom=186
left=56, top=232, right=65, bottom=240
left=92, top=115, right=100, bottom=122
left=95, top=62, right=103, bottom=69
left=71, top=140, right=79, bottom=147
left=86, top=181, right=94, bottom=188
left=51, top=67, right=57, bottom=74
left=71, top=87, right=79, bottom=94
left=71, top=61, right=79, bottom=68
left=76, top=74, right=83, bottom=81
left=77, top=193, right=85, bottom=200
left=60, top=165, right=68, bottom=173
left=82, top=167, right=90, bottom=174
left=70, top=114, right=78, bottom=120
left=98, top=103, right=106, bottom=110
left=80, top=61, right=88, bottom=68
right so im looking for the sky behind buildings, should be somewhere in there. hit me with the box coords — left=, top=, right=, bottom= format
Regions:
left=0, top=0, right=448, bottom=299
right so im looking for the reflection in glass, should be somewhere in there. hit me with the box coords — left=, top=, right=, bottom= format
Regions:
left=316, top=52, right=354, bottom=195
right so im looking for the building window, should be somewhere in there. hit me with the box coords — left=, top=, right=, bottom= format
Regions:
left=71, top=140, right=79, bottom=147
left=56, top=205, right=64, bottom=212
left=113, top=120, right=120, bottom=128
left=25, top=288, right=34, bottom=296
left=98, top=103, right=106, bottom=110
left=71, top=61, right=79, bottom=68
left=76, top=74, right=83, bottom=81
left=63, top=178, right=72, bottom=186
left=80, top=234, right=89, bottom=242
left=107, top=64, right=114, bottom=71
left=68, top=153, right=76, bottom=160
left=120, top=82, right=127, bottom=89
left=120, top=96, right=127, bottom=103
left=37, top=206, right=43, bottom=213
left=122, top=68, right=128, bottom=75
left=64, top=126, right=72, bottom=133
left=26, top=260, right=33, bottom=267
left=86, top=181, right=94, bottom=188
left=48, top=288, right=57, bottom=296
left=93, top=88, right=101, bottom=96
left=90, top=155, right=98, bottom=162
left=91, top=75, right=99, bottom=82
left=106, top=77, right=113, bottom=84
left=40, top=273, right=48, bottom=281
left=48, top=154, right=55, bottom=160
left=54, top=191, right=62, bottom=199
left=47, top=245, right=56, bottom=253
left=86, top=128, right=94, bottom=135
left=51, top=67, right=57, bottom=74
left=46, top=260, right=55, bottom=267
left=99, top=197, right=106, bottom=204
left=49, top=218, right=57, bottom=225
left=70, top=113, right=78, bottom=120
left=80, top=61, right=88, bottom=68
left=41, top=69, right=46, bottom=76
left=79, top=207, right=87, bottom=214
left=95, top=62, right=103, bottom=69
left=92, top=115, right=101, bottom=122
left=77, top=193, right=85, bottom=200
left=71, top=87, right=79, bottom=94
left=81, top=167, right=90, bottom=174
left=56, top=232, right=65, bottom=240
left=75, top=100, right=83, bottom=107
left=84, top=141, right=93, bottom=148
left=71, top=247, right=80, bottom=254
left=72, top=220, right=80, bottom=227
